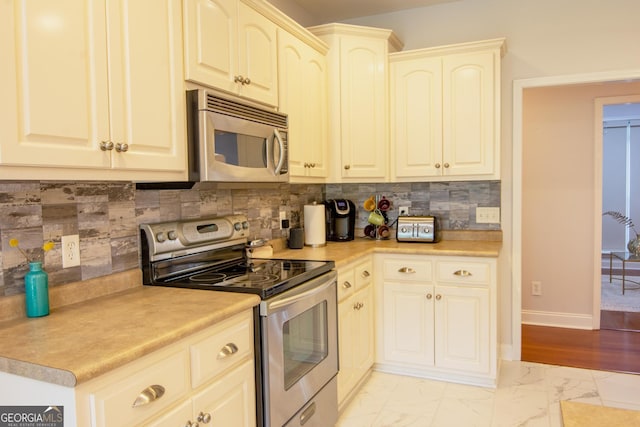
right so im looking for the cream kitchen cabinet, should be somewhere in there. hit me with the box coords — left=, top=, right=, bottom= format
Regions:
left=390, top=39, right=505, bottom=182
left=0, top=310, right=255, bottom=427
left=308, top=23, right=403, bottom=182
left=278, top=29, right=329, bottom=181
left=375, top=254, right=498, bottom=387
left=337, top=256, right=374, bottom=408
left=183, top=0, right=278, bottom=106
left=0, top=0, right=187, bottom=181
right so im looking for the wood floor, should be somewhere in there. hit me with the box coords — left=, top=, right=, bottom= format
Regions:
left=522, top=323, right=640, bottom=375
left=601, top=310, right=640, bottom=331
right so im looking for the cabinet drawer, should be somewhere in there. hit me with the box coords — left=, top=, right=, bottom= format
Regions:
left=190, top=312, right=253, bottom=388
left=383, top=258, right=432, bottom=282
left=90, top=349, right=190, bottom=427
left=355, top=258, right=373, bottom=290
left=337, top=267, right=356, bottom=302
left=436, top=260, right=490, bottom=285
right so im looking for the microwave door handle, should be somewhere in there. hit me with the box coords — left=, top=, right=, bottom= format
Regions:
left=273, top=128, right=285, bottom=175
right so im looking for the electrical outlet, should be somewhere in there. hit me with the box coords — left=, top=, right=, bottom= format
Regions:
left=531, top=281, right=542, bottom=296
left=399, top=206, right=410, bottom=216
left=476, top=207, right=501, bottom=224
left=61, top=234, right=80, bottom=268
left=279, top=210, right=288, bottom=230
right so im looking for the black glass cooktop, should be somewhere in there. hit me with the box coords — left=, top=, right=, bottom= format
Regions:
left=156, top=258, right=335, bottom=299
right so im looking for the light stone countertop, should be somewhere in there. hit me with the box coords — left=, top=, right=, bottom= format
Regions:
left=271, top=235, right=502, bottom=268
left=0, top=281, right=260, bottom=387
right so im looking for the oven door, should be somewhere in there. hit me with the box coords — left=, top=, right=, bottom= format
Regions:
left=260, top=271, right=338, bottom=427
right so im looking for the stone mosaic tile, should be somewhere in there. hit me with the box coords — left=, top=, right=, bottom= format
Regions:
left=41, top=182, right=76, bottom=204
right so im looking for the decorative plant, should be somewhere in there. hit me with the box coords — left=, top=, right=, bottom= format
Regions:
left=9, top=238, right=55, bottom=263
left=603, top=211, right=639, bottom=238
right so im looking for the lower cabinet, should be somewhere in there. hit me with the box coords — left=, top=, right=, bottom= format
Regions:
left=0, top=309, right=257, bottom=427
left=337, top=256, right=374, bottom=407
left=76, top=310, right=256, bottom=427
left=376, top=254, right=497, bottom=387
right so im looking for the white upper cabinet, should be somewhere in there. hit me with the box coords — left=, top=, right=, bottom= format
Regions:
left=309, top=23, right=403, bottom=182
left=390, top=39, right=505, bottom=181
left=0, top=0, right=187, bottom=181
left=278, top=29, right=328, bottom=181
left=183, top=0, right=278, bottom=106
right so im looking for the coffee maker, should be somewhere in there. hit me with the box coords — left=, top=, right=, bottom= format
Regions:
left=324, top=199, right=356, bottom=241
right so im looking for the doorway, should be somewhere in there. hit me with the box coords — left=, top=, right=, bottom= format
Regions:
left=512, top=70, right=640, bottom=361
left=600, top=99, right=640, bottom=331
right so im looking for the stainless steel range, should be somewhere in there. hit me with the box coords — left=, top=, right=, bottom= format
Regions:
left=140, top=215, right=338, bottom=427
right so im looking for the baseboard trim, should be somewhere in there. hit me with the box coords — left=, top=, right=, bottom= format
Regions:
left=522, top=309, right=593, bottom=330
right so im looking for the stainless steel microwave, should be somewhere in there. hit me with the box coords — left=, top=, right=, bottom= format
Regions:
left=186, top=89, right=289, bottom=183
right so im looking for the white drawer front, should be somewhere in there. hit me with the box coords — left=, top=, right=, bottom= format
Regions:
left=337, top=267, right=356, bottom=302
left=190, top=313, right=253, bottom=388
left=90, top=349, right=190, bottom=427
left=383, top=258, right=432, bottom=282
left=355, top=259, right=373, bottom=290
left=436, top=260, right=490, bottom=285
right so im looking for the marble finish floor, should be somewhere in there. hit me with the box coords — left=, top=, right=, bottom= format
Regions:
left=337, top=361, right=640, bottom=426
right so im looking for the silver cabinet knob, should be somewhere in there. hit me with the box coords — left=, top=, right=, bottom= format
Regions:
left=426, top=293, right=432, bottom=299
left=444, top=162, right=450, bottom=168
left=197, top=412, right=212, bottom=424
left=435, top=163, right=441, bottom=169
left=184, top=421, right=199, bottom=427
left=342, top=281, right=352, bottom=289
left=100, top=141, right=114, bottom=151
left=436, top=294, right=442, bottom=301
left=115, top=143, right=129, bottom=152
left=361, top=270, right=370, bottom=278
left=234, top=75, right=244, bottom=83
left=243, top=77, right=251, bottom=85
left=344, top=165, right=350, bottom=170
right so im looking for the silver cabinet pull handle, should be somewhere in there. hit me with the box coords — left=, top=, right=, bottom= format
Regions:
left=398, top=267, right=416, bottom=274
left=100, top=141, right=114, bottom=151
left=197, top=411, right=212, bottom=424
left=361, top=270, right=370, bottom=278
left=132, top=384, right=165, bottom=407
left=342, top=281, right=352, bottom=289
left=115, top=142, right=129, bottom=152
left=453, top=270, right=472, bottom=277
left=217, top=343, right=239, bottom=359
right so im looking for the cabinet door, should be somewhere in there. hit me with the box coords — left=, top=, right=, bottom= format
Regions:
left=337, top=293, right=357, bottom=404
left=108, top=0, right=186, bottom=172
left=353, top=283, right=374, bottom=375
left=434, top=285, right=489, bottom=374
left=191, top=359, right=256, bottom=427
left=183, top=0, right=237, bottom=94
left=339, top=37, right=388, bottom=179
left=0, top=0, right=111, bottom=168
left=391, top=56, right=442, bottom=180
left=279, top=31, right=327, bottom=180
left=237, top=2, right=278, bottom=106
left=442, top=51, right=496, bottom=177
left=382, top=282, right=434, bottom=367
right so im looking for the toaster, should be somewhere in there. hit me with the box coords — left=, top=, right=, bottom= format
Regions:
left=396, top=215, right=441, bottom=243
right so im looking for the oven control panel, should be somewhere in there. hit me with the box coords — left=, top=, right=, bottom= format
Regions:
left=141, top=215, right=249, bottom=259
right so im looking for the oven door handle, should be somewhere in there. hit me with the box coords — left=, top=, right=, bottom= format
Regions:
left=262, top=276, right=335, bottom=315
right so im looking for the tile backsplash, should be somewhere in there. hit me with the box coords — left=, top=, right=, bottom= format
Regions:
left=0, top=180, right=499, bottom=297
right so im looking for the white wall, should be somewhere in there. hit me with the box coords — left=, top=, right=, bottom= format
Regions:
left=270, top=0, right=640, bottom=355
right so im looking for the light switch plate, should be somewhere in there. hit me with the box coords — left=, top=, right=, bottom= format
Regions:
left=476, top=207, right=500, bottom=224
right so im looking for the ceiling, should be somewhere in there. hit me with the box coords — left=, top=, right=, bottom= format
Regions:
left=289, top=0, right=459, bottom=23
